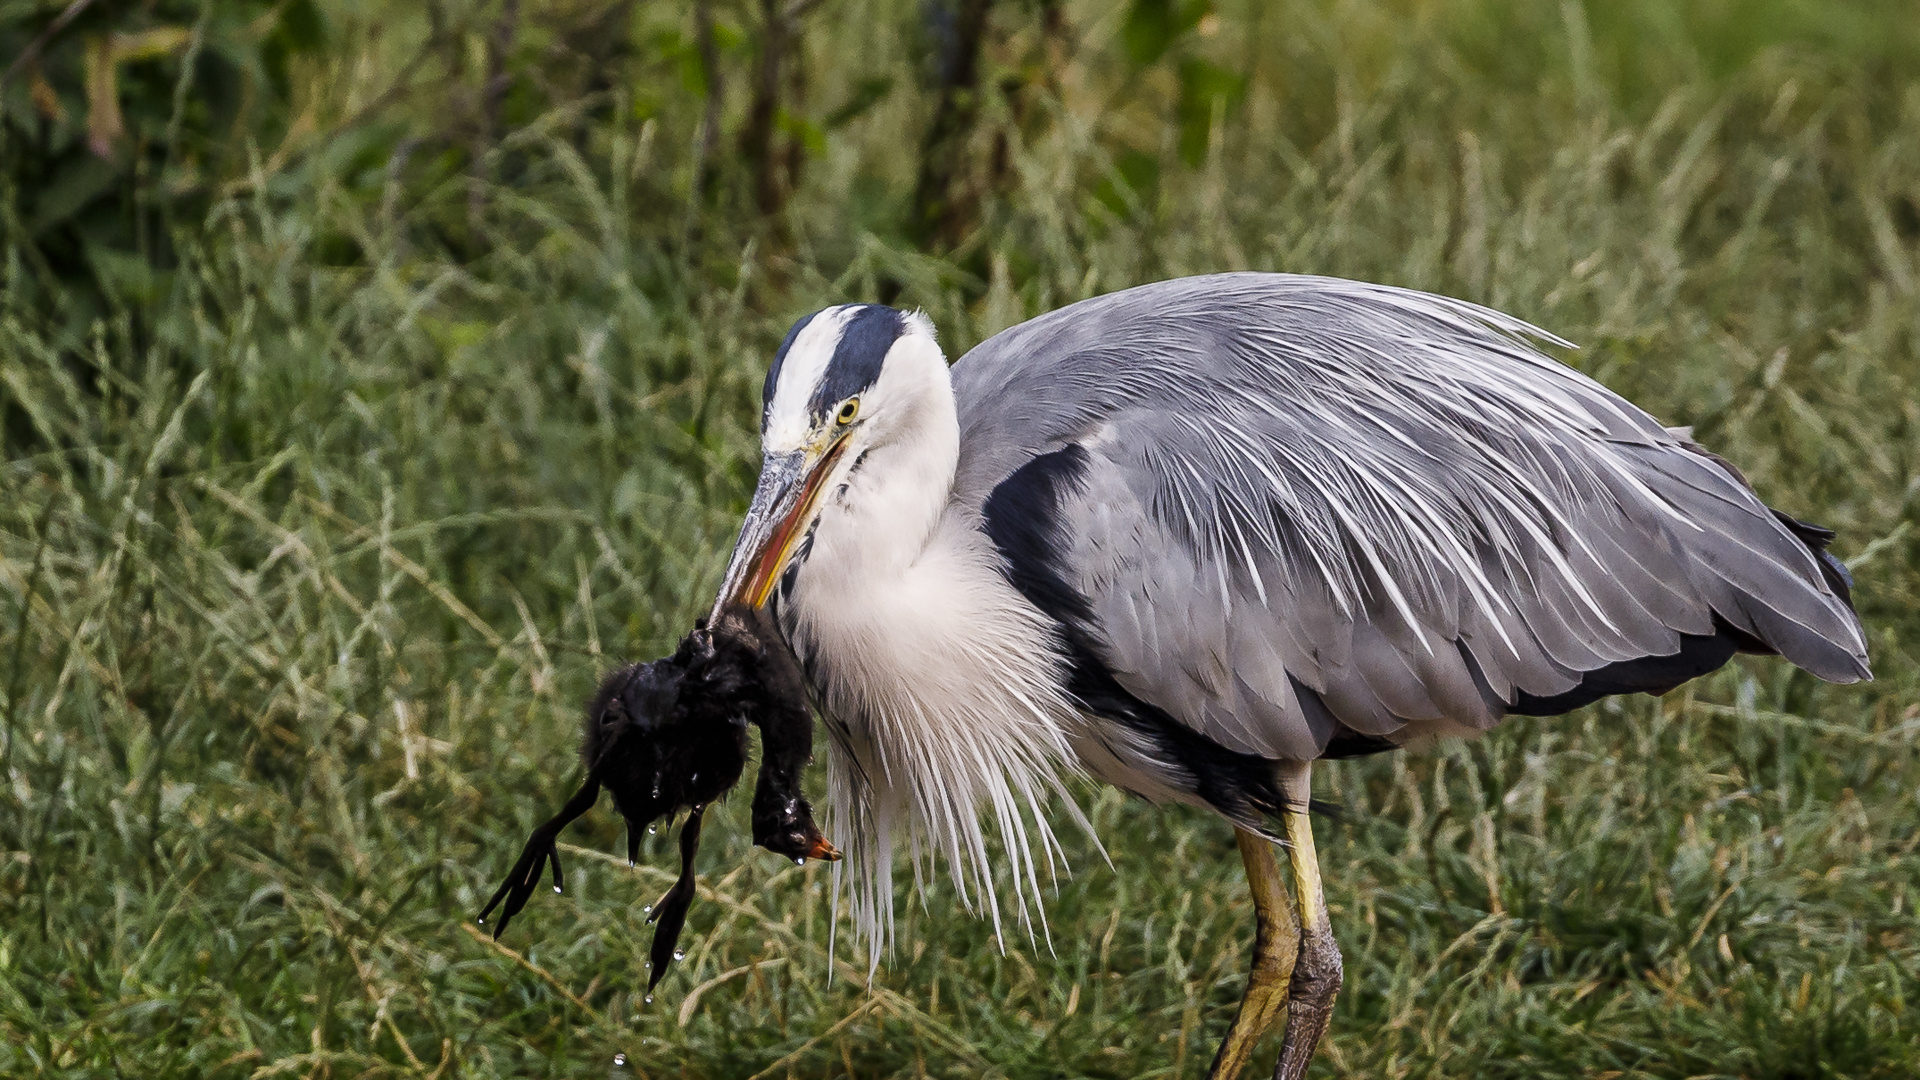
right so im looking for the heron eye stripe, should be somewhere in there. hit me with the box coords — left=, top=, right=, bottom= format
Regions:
left=809, top=305, right=905, bottom=415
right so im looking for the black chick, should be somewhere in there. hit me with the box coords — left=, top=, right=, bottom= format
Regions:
left=477, top=611, right=836, bottom=992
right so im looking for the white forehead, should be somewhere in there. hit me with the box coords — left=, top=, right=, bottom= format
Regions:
left=765, top=305, right=857, bottom=446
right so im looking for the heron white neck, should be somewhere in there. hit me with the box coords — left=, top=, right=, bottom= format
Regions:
left=777, top=346, right=1085, bottom=963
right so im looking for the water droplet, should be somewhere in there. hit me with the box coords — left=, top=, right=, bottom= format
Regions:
left=613, top=1053, right=627, bottom=1067
left=628, top=859, right=635, bottom=869
left=644, top=961, right=651, bottom=969
left=644, top=994, right=653, bottom=1004
left=648, top=824, right=657, bottom=835
left=643, top=905, right=652, bottom=914
left=553, top=885, right=562, bottom=894
left=794, top=857, right=805, bottom=866
left=673, top=949, right=684, bottom=961
left=475, top=916, right=486, bottom=925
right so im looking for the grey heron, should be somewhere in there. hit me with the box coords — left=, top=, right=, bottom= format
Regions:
left=709, top=273, right=1870, bottom=1079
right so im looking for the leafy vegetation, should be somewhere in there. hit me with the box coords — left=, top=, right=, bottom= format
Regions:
left=2, top=0, right=1918, bottom=1076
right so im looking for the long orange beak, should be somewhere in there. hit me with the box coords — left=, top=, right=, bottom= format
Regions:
left=710, top=438, right=850, bottom=620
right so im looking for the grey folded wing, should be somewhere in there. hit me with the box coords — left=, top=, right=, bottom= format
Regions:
left=954, top=273, right=1870, bottom=764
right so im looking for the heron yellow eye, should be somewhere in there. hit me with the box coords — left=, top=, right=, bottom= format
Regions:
left=836, top=398, right=860, bottom=425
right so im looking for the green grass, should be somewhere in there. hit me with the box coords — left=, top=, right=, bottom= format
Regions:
left=2, top=1, right=1919, bottom=1076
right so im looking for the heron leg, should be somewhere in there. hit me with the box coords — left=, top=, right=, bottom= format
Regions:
left=1206, top=827, right=1299, bottom=1080
left=1272, top=762, right=1341, bottom=1080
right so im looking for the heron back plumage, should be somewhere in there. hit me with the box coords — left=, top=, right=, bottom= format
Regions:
left=954, top=273, right=1868, bottom=815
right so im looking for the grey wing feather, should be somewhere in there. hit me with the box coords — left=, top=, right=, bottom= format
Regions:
left=952, top=274, right=1870, bottom=762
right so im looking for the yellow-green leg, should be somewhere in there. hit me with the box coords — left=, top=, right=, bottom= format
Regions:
left=1273, top=762, right=1341, bottom=1080
left=1205, top=828, right=1299, bottom=1080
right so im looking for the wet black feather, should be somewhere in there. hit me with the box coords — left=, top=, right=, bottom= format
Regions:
left=477, top=614, right=834, bottom=994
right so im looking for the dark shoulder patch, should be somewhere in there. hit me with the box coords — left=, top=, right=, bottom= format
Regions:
left=981, top=445, right=1095, bottom=626
left=985, top=444, right=1304, bottom=825
left=810, top=305, right=907, bottom=415
left=765, top=311, right=820, bottom=423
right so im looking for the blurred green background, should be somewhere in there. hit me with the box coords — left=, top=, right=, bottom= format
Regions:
left=3, top=0, right=1919, bottom=1076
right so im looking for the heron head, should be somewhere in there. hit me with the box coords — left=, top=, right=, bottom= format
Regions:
left=713, top=303, right=947, bottom=614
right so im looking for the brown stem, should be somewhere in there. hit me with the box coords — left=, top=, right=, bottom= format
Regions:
left=469, top=0, right=520, bottom=234
left=484, top=0, right=520, bottom=136
left=910, top=0, right=994, bottom=250
left=0, top=0, right=99, bottom=90
left=692, top=0, right=726, bottom=204
left=740, top=0, right=791, bottom=216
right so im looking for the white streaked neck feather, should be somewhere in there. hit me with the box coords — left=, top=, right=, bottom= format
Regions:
left=777, top=328, right=1087, bottom=968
